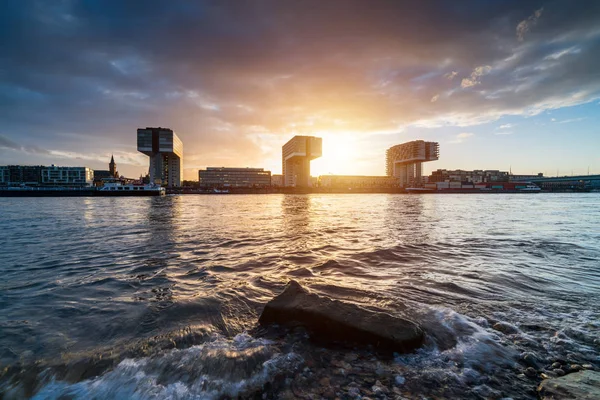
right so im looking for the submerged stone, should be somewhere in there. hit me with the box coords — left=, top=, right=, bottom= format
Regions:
left=258, top=280, right=424, bottom=353
left=538, top=370, right=600, bottom=399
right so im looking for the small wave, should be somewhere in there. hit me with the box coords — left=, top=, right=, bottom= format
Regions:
left=6, top=334, right=303, bottom=400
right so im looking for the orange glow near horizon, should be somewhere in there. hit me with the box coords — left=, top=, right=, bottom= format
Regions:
left=310, top=132, right=364, bottom=177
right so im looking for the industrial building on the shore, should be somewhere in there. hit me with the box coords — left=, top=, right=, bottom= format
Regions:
left=137, top=127, right=183, bottom=187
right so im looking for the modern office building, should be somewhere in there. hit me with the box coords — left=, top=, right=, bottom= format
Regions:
left=0, top=165, right=92, bottom=186
left=386, top=140, right=439, bottom=187
left=41, top=166, right=94, bottom=186
left=282, top=135, right=322, bottom=187
left=318, top=175, right=399, bottom=189
left=0, top=165, right=43, bottom=186
left=198, top=167, right=271, bottom=188
left=137, top=127, right=183, bottom=187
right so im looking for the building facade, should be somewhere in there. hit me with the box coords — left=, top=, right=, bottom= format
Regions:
left=0, top=165, right=93, bottom=186
left=0, top=165, right=43, bottom=186
left=41, top=166, right=94, bottom=186
left=198, top=167, right=271, bottom=188
left=282, top=136, right=322, bottom=187
left=93, top=155, right=120, bottom=185
left=137, top=127, right=183, bottom=187
left=318, top=175, right=399, bottom=189
left=386, top=141, right=439, bottom=187
left=509, top=173, right=544, bottom=182
left=429, top=169, right=511, bottom=184
left=271, top=174, right=283, bottom=187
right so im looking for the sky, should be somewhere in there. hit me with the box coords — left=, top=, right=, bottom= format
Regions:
left=1, top=0, right=599, bottom=180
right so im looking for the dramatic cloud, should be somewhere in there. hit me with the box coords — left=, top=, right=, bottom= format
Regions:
left=461, top=65, right=492, bottom=88
left=517, top=8, right=543, bottom=41
left=1, top=0, right=600, bottom=177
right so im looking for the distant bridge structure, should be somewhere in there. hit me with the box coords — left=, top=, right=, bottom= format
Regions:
left=512, top=174, right=600, bottom=191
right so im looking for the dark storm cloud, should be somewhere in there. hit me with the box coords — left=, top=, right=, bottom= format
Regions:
left=1, top=0, right=600, bottom=175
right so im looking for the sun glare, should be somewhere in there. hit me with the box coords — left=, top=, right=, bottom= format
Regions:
left=310, top=132, right=363, bottom=176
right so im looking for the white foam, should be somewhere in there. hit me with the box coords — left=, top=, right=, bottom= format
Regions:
left=30, top=334, right=303, bottom=400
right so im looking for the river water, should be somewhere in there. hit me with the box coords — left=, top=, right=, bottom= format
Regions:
left=0, top=194, right=599, bottom=399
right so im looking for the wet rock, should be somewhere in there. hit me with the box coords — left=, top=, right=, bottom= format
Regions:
left=394, top=375, right=405, bottom=386
left=259, top=281, right=424, bottom=353
left=551, top=362, right=562, bottom=369
left=492, top=322, right=519, bottom=335
left=472, top=384, right=502, bottom=399
left=522, top=352, right=541, bottom=369
left=538, top=370, right=600, bottom=399
left=568, top=364, right=583, bottom=373
left=372, top=380, right=389, bottom=395
left=322, top=388, right=336, bottom=399
left=553, top=368, right=566, bottom=377
left=524, top=367, right=538, bottom=378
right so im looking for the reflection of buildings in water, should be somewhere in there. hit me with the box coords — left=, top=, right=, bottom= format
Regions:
left=383, top=194, right=434, bottom=244
left=280, top=194, right=314, bottom=253
left=145, top=196, right=183, bottom=254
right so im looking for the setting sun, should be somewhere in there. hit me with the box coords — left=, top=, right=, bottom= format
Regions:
left=310, top=131, right=364, bottom=176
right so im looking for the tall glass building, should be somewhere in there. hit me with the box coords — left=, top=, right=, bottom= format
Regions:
left=137, top=127, right=183, bottom=187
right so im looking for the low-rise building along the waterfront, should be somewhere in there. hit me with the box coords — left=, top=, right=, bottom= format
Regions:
left=282, top=136, right=322, bottom=187
left=271, top=174, right=283, bottom=187
left=509, top=173, right=544, bottom=182
left=199, top=167, right=271, bottom=188
left=0, top=165, right=93, bottom=187
left=93, top=155, right=120, bottom=185
left=429, top=169, right=511, bottom=184
left=0, top=165, right=43, bottom=186
left=318, top=175, right=399, bottom=189
left=137, top=127, right=183, bottom=187
left=41, top=166, right=94, bottom=186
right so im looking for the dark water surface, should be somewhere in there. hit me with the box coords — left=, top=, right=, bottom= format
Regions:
left=1, top=194, right=599, bottom=399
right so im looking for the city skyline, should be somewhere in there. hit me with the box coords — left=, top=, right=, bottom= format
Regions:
left=1, top=1, right=600, bottom=180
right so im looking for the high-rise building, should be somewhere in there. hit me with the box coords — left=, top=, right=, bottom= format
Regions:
left=282, top=135, right=322, bottom=187
left=137, top=127, right=183, bottom=187
left=386, top=140, right=439, bottom=187
left=199, top=167, right=271, bottom=188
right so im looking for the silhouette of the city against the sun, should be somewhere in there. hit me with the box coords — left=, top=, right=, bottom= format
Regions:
left=2, top=126, right=599, bottom=194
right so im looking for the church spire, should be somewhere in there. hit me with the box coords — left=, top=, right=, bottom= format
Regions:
left=109, top=154, right=117, bottom=178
